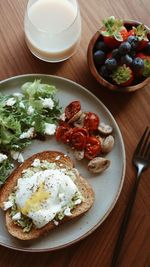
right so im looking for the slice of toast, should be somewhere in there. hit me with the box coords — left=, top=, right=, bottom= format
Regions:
left=0, top=151, right=94, bottom=240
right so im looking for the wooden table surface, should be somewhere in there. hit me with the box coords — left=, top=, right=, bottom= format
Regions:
left=0, top=0, right=150, bottom=266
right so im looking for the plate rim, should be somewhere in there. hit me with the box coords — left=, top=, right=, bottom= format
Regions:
left=0, top=74, right=126, bottom=252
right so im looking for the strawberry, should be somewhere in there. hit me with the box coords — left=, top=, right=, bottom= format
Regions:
left=138, top=40, right=148, bottom=51
left=136, top=53, right=150, bottom=61
left=101, top=16, right=128, bottom=49
left=103, top=36, right=119, bottom=49
left=111, top=65, right=134, bottom=86
left=136, top=53, right=150, bottom=77
left=128, top=24, right=149, bottom=51
left=121, top=28, right=129, bottom=41
left=128, top=29, right=135, bottom=37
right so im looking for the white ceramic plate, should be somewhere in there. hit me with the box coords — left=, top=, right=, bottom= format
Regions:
left=0, top=74, right=126, bottom=252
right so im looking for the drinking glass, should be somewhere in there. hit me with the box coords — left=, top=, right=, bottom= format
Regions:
left=24, top=0, right=81, bottom=62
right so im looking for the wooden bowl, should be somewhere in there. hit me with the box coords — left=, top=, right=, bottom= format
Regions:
left=87, top=20, right=150, bottom=92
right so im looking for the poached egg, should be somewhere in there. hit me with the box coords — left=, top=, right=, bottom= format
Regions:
left=5, top=160, right=82, bottom=229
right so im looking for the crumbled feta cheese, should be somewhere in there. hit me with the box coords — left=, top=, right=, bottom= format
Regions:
left=3, top=200, right=13, bottom=210
left=13, top=93, right=23, bottom=100
left=18, top=154, right=24, bottom=163
left=19, top=102, right=25, bottom=109
left=59, top=113, right=66, bottom=121
left=11, top=151, right=18, bottom=160
left=53, top=220, right=59, bottom=226
left=64, top=207, right=72, bottom=216
left=27, top=106, right=34, bottom=115
left=0, top=153, right=8, bottom=163
left=5, top=97, right=16, bottom=106
left=74, top=199, right=82, bottom=205
left=44, top=123, right=56, bottom=135
left=55, top=155, right=61, bottom=161
left=32, top=159, right=41, bottom=167
left=19, top=127, right=34, bottom=139
left=40, top=97, right=54, bottom=109
left=12, top=212, right=21, bottom=221
left=11, top=151, right=24, bottom=163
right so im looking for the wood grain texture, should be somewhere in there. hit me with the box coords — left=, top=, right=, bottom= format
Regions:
left=0, top=0, right=150, bottom=266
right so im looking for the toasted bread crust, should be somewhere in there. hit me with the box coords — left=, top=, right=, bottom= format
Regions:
left=0, top=151, right=94, bottom=240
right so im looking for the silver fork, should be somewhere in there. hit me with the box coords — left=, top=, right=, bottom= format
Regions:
left=111, top=126, right=150, bottom=267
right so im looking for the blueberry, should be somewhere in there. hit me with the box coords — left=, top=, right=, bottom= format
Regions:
left=144, top=42, right=150, bottom=55
left=94, top=41, right=107, bottom=52
left=129, top=50, right=137, bottom=58
left=131, top=42, right=139, bottom=50
left=99, top=65, right=110, bottom=79
left=121, top=54, right=133, bottom=65
left=105, top=58, right=118, bottom=70
left=112, top=48, right=120, bottom=60
left=127, top=36, right=136, bottom=43
left=93, top=50, right=105, bottom=66
left=132, top=57, right=144, bottom=71
left=127, top=36, right=138, bottom=43
left=127, top=36, right=139, bottom=50
left=119, top=42, right=131, bottom=55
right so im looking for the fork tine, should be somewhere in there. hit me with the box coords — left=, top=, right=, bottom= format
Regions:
left=140, top=130, right=150, bottom=156
left=134, top=127, right=149, bottom=156
left=145, top=142, right=150, bottom=159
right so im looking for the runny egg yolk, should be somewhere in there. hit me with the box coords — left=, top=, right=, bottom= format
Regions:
left=21, top=183, right=50, bottom=215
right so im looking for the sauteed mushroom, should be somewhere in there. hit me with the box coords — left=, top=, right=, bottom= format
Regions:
left=96, top=135, right=104, bottom=145
left=73, top=112, right=86, bottom=128
left=88, top=157, right=110, bottom=173
left=101, top=135, right=115, bottom=153
left=98, top=122, right=113, bottom=135
left=68, top=110, right=83, bottom=124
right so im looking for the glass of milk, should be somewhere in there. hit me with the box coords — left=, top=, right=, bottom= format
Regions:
left=24, top=0, right=81, bottom=62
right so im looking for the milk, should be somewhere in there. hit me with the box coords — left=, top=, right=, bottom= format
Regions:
left=24, top=0, right=81, bottom=62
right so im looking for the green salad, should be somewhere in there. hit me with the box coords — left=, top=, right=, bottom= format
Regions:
left=0, top=80, right=61, bottom=186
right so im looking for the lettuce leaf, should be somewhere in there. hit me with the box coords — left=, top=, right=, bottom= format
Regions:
left=22, top=80, right=56, bottom=100
left=0, top=80, right=61, bottom=186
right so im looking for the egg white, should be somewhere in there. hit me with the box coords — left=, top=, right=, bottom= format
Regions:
left=15, top=169, right=79, bottom=228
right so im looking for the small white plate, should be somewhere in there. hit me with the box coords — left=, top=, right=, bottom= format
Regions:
left=0, top=74, right=126, bottom=252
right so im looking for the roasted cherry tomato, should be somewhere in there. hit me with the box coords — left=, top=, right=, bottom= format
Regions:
left=84, top=112, right=99, bottom=131
left=71, top=128, right=88, bottom=150
left=65, top=101, right=81, bottom=120
left=61, top=128, right=73, bottom=144
left=56, top=124, right=70, bottom=141
left=85, top=136, right=101, bottom=159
